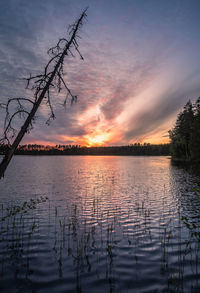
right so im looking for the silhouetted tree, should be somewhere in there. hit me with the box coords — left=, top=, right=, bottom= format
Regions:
left=190, top=97, right=200, bottom=163
left=169, top=100, right=194, bottom=159
left=7, top=143, right=170, bottom=156
left=0, top=8, right=88, bottom=178
left=169, top=97, right=200, bottom=167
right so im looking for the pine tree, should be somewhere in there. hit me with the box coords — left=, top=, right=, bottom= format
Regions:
left=169, top=100, right=194, bottom=160
left=190, top=97, right=200, bottom=163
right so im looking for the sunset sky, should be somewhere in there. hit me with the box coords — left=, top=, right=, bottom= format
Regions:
left=1, top=0, right=200, bottom=146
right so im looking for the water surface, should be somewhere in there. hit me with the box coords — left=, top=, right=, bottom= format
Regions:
left=0, top=156, right=200, bottom=292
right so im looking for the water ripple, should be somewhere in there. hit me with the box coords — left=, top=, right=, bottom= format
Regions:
left=0, top=156, right=200, bottom=292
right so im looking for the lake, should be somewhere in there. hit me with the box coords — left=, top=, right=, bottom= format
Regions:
left=0, top=156, right=200, bottom=292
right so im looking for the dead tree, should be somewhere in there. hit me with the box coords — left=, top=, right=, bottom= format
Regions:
left=0, top=8, right=87, bottom=179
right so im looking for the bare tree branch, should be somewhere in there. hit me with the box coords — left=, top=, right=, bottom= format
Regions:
left=0, top=8, right=88, bottom=179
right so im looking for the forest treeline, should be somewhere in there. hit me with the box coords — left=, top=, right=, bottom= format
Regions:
left=0, top=143, right=170, bottom=156
left=169, top=97, right=200, bottom=166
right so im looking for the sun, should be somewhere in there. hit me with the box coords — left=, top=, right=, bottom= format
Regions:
left=85, top=133, right=110, bottom=147
left=88, top=135, right=106, bottom=146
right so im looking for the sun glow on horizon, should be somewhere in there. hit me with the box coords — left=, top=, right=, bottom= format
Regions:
left=84, top=132, right=111, bottom=147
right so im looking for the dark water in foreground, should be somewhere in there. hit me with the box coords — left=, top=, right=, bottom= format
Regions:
left=0, top=156, right=200, bottom=293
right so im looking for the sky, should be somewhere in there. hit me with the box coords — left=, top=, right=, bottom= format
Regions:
left=1, top=0, right=200, bottom=146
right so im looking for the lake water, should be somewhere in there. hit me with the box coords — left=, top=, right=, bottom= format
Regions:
left=0, top=156, right=200, bottom=293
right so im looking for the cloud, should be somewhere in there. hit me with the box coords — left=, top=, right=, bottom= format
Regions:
left=1, top=0, right=200, bottom=146
left=122, top=80, right=200, bottom=142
